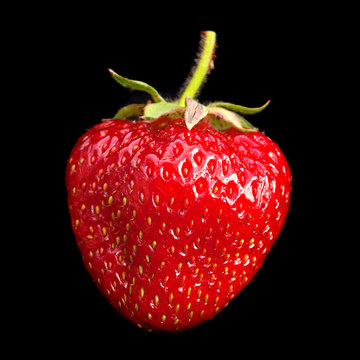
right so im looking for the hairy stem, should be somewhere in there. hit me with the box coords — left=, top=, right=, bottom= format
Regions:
left=178, top=31, right=216, bottom=106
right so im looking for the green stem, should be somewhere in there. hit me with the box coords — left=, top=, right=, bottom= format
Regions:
left=178, top=31, right=216, bottom=106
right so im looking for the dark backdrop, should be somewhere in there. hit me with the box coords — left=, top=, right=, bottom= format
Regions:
left=15, top=4, right=346, bottom=357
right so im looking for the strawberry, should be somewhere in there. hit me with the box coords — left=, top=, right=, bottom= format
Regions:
left=66, top=31, right=291, bottom=332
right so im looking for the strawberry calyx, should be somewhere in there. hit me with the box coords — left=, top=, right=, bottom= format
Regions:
left=105, top=31, right=270, bottom=132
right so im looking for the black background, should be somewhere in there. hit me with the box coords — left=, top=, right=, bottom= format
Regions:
left=11, top=3, right=350, bottom=357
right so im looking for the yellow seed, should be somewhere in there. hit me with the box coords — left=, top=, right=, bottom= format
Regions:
left=139, top=230, right=144, bottom=240
left=116, top=236, right=121, bottom=245
left=102, top=227, right=107, bottom=236
left=129, top=286, right=133, bottom=296
left=140, top=287, right=145, bottom=298
left=200, top=310, right=204, bottom=317
left=189, top=311, right=193, bottom=319
left=72, top=187, right=76, bottom=194
left=204, top=294, right=209, bottom=303
left=173, top=318, right=179, bottom=325
left=152, top=240, right=157, bottom=249
left=187, top=287, right=191, bottom=296
left=133, top=244, right=137, bottom=253
left=175, top=226, right=180, bottom=236
left=86, top=234, right=93, bottom=240
left=146, top=254, right=150, bottom=263
left=174, top=304, right=180, bottom=313
left=75, top=219, right=80, bottom=227
left=139, top=265, right=143, bottom=275
left=140, top=192, right=145, bottom=203
left=135, top=303, right=139, bottom=312
left=154, top=194, right=160, bottom=205
left=184, top=198, right=189, bottom=208
left=108, top=196, right=113, bottom=205
left=161, top=222, right=166, bottom=231
left=187, top=302, right=191, bottom=310
left=197, top=289, right=202, bottom=298
left=130, top=179, right=135, bottom=189
left=154, top=295, right=159, bottom=306
left=163, top=275, right=169, bottom=286
left=95, top=205, right=100, bottom=214
left=147, top=217, right=152, bottom=226
left=169, top=292, right=174, bottom=304
left=161, top=315, right=166, bottom=322
left=122, top=196, right=127, bottom=206
left=123, top=234, right=128, bottom=243
left=147, top=313, right=152, bottom=320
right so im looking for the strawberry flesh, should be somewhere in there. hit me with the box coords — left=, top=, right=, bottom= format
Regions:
left=66, top=117, right=291, bottom=331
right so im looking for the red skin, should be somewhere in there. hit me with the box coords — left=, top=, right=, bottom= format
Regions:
left=66, top=117, right=291, bottom=331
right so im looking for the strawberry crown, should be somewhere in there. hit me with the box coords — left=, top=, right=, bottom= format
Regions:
left=105, top=31, right=270, bottom=132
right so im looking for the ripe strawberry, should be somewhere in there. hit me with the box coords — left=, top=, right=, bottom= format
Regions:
left=66, top=31, right=291, bottom=332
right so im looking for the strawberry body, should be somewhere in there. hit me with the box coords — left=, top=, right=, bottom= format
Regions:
left=66, top=117, right=291, bottom=331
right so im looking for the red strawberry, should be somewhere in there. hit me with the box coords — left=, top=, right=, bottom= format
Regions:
left=66, top=31, right=291, bottom=332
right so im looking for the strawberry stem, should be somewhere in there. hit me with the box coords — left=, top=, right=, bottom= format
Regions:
left=178, top=31, right=217, bottom=106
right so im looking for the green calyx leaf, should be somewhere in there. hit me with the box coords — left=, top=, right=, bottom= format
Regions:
left=143, top=102, right=183, bottom=119
left=113, top=104, right=145, bottom=119
left=107, top=31, right=270, bottom=132
left=108, top=69, right=165, bottom=103
left=207, top=106, right=258, bottom=132
left=208, top=99, right=271, bottom=115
